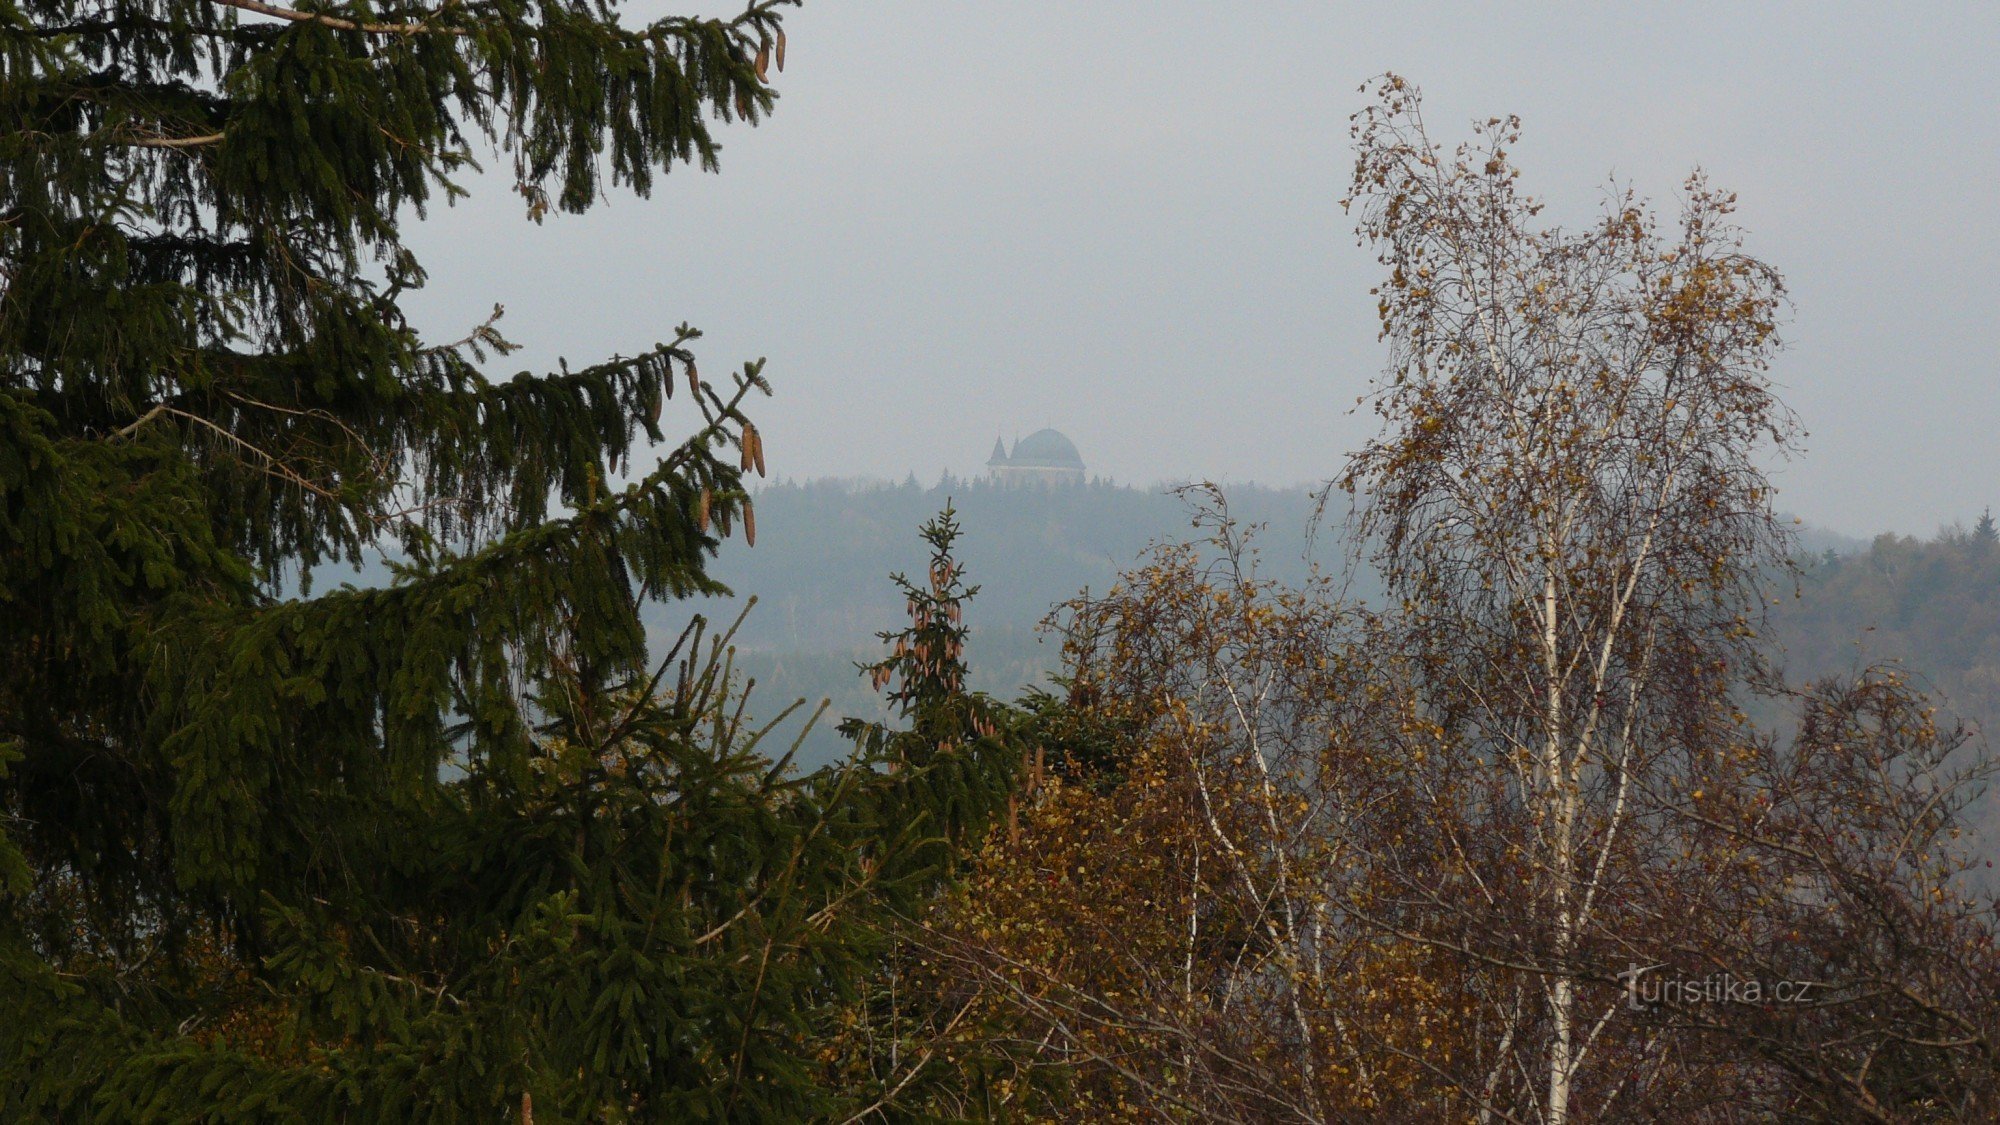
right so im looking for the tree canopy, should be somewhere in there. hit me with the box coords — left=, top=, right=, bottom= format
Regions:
left=0, top=0, right=1013, bottom=1118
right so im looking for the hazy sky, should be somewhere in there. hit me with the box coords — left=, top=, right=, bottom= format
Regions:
left=402, top=2, right=2000, bottom=537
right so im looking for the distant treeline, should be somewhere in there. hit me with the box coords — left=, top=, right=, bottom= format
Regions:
left=683, top=476, right=1351, bottom=760
left=696, top=476, right=1350, bottom=649
left=314, top=475, right=1943, bottom=765
left=1778, top=521, right=2000, bottom=737
left=670, top=476, right=1896, bottom=764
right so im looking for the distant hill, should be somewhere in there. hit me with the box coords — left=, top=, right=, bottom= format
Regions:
left=670, top=476, right=1349, bottom=763
left=672, top=480, right=1974, bottom=767
left=1772, top=524, right=2000, bottom=738
left=302, top=474, right=1975, bottom=769
left=1786, top=517, right=1870, bottom=559
left=692, top=475, right=1346, bottom=647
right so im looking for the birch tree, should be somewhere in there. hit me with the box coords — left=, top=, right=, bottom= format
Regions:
left=1674, top=670, right=2000, bottom=1121
left=898, top=77, right=2000, bottom=1124
left=1339, top=74, right=1795, bottom=1124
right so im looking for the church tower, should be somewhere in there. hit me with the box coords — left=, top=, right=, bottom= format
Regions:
left=986, top=429, right=1086, bottom=487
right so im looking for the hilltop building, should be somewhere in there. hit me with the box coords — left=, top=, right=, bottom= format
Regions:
left=987, top=429, right=1085, bottom=487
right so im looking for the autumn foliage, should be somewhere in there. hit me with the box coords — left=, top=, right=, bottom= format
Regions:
left=8, top=0, right=1997, bottom=1112
left=883, top=80, right=2000, bottom=1123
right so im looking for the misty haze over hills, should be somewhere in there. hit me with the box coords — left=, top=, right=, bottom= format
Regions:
left=303, top=467, right=1940, bottom=769
left=664, top=471, right=1884, bottom=765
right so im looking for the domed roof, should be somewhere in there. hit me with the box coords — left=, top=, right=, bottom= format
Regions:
left=1007, top=428, right=1083, bottom=469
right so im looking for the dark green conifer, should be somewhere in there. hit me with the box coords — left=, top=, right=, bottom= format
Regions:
left=826, top=507, right=1027, bottom=1117
left=844, top=508, right=1007, bottom=756
left=1, top=0, right=1014, bottom=1116
left=841, top=505, right=1019, bottom=847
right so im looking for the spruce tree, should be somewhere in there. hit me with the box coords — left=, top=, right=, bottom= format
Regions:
left=0, top=0, right=1013, bottom=1117
left=839, top=505, right=1019, bottom=839
left=824, top=506, right=1028, bottom=1118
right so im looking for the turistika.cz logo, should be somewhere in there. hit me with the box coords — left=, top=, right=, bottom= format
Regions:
left=1618, top=964, right=1816, bottom=1010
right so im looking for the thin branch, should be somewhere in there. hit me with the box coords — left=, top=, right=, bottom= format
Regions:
left=208, top=0, right=469, bottom=35
left=119, top=131, right=227, bottom=148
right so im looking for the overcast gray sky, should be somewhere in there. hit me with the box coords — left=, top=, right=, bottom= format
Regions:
left=402, top=1, right=2000, bottom=538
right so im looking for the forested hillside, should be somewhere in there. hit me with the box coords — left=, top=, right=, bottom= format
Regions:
left=703, top=475, right=1339, bottom=648
left=687, top=476, right=1902, bottom=764
left=1777, top=516, right=2000, bottom=736
left=314, top=471, right=1984, bottom=769
left=686, top=477, right=1342, bottom=760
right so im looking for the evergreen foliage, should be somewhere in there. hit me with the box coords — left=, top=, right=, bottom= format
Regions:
left=0, top=0, right=1014, bottom=1116
left=837, top=505, right=1019, bottom=810
left=803, top=508, right=1039, bottom=1118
